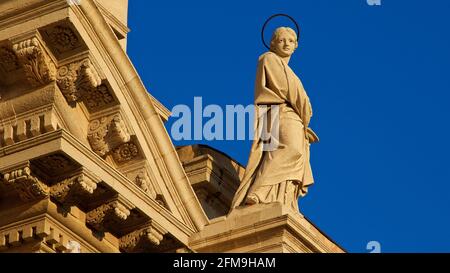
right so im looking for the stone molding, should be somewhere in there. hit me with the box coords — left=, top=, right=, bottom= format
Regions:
left=189, top=203, right=345, bottom=253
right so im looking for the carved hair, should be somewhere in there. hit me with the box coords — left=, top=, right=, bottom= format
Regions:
left=270, top=27, right=298, bottom=52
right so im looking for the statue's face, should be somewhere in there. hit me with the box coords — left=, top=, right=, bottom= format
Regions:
left=272, top=31, right=297, bottom=57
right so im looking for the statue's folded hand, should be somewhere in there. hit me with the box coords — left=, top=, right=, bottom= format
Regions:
left=306, top=128, right=319, bottom=143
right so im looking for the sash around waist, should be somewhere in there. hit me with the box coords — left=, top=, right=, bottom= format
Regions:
left=258, top=103, right=302, bottom=122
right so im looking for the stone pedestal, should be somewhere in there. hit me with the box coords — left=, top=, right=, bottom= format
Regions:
left=190, top=203, right=345, bottom=253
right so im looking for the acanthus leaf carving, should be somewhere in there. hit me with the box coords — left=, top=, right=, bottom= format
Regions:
left=119, top=221, right=168, bottom=252
left=2, top=164, right=48, bottom=202
left=56, top=64, right=78, bottom=102
left=56, top=58, right=101, bottom=103
left=50, top=174, right=97, bottom=207
left=77, top=59, right=102, bottom=92
left=86, top=200, right=131, bottom=232
left=87, top=114, right=131, bottom=157
left=12, top=37, right=56, bottom=87
left=87, top=117, right=109, bottom=156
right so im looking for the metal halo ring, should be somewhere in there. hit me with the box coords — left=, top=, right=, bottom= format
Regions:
left=261, top=14, right=300, bottom=50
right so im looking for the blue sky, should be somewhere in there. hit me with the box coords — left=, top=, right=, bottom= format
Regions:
left=127, top=0, right=450, bottom=253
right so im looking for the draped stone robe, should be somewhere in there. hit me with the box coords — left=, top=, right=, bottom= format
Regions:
left=231, top=51, right=314, bottom=212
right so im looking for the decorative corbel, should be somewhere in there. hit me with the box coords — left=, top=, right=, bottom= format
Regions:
left=86, top=196, right=135, bottom=232
left=56, top=58, right=101, bottom=103
left=12, top=35, right=56, bottom=87
left=1, top=162, right=48, bottom=202
left=50, top=168, right=99, bottom=207
left=87, top=114, right=131, bottom=157
left=119, top=221, right=168, bottom=252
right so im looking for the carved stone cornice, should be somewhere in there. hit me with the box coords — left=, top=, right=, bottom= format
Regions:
left=86, top=197, right=134, bottom=232
left=78, top=0, right=209, bottom=231
left=50, top=169, right=99, bottom=207
left=0, top=129, right=195, bottom=246
left=0, top=1, right=68, bottom=36
left=56, top=58, right=101, bottom=103
left=87, top=113, right=131, bottom=157
left=119, top=221, right=168, bottom=252
left=12, top=35, right=56, bottom=87
left=1, top=162, right=48, bottom=202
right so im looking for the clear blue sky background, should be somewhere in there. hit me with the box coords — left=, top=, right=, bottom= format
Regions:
left=127, top=0, right=450, bottom=253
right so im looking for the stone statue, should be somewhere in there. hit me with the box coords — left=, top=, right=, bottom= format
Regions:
left=231, top=27, right=317, bottom=212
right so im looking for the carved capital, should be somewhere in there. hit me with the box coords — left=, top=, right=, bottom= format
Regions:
left=87, top=114, right=131, bottom=157
left=12, top=37, right=56, bottom=87
left=56, top=58, right=101, bottom=103
left=86, top=200, right=131, bottom=232
left=2, top=162, right=48, bottom=202
left=119, top=221, right=168, bottom=252
left=50, top=173, right=97, bottom=207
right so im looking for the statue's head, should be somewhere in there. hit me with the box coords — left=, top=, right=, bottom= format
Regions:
left=270, top=27, right=298, bottom=57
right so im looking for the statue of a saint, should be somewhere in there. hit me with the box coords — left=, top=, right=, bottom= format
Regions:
left=231, top=27, right=316, bottom=212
